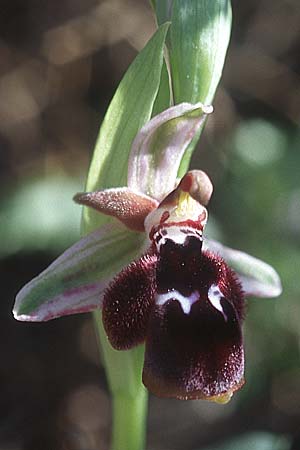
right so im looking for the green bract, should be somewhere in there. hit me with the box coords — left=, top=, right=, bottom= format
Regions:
left=169, top=0, right=232, bottom=105
left=152, top=0, right=232, bottom=175
left=154, top=0, right=231, bottom=104
left=84, top=23, right=170, bottom=232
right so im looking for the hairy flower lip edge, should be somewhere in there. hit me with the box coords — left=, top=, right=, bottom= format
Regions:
left=142, top=372, right=245, bottom=402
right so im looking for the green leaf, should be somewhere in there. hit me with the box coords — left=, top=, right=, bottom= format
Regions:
left=151, top=60, right=171, bottom=117
left=170, top=0, right=232, bottom=105
left=83, top=23, right=170, bottom=233
left=153, top=1, right=232, bottom=175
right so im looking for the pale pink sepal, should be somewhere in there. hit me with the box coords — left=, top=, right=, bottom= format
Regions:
left=204, top=239, right=282, bottom=298
left=74, top=187, right=158, bottom=232
left=128, top=102, right=213, bottom=201
left=13, top=223, right=145, bottom=321
left=14, top=284, right=105, bottom=322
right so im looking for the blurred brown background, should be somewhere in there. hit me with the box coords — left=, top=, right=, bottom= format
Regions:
left=1, top=1, right=300, bottom=449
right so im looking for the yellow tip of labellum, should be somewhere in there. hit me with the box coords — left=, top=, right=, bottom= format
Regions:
left=208, top=391, right=233, bottom=404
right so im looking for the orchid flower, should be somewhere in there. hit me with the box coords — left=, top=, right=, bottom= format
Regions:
left=13, top=102, right=282, bottom=404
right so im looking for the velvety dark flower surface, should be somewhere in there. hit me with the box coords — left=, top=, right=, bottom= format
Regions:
left=14, top=103, right=282, bottom=403
left=101, top=172, right=245, bottom=402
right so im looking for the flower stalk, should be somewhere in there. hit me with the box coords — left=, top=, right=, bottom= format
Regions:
left=111, top=388, right=148, bottom=450
left=93, top=311, right=148, bottom=450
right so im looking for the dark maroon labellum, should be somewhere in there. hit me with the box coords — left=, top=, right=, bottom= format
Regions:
left=103, top=224, right=245, bottom=401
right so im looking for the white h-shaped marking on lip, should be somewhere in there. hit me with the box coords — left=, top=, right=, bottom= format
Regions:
left=155, top=290, right=199, bottom=315
left=155, top=285, right=228, bottom=320
left=208, top=284, right=228, bottom=321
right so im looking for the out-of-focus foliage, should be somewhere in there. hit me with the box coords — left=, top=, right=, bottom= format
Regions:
left=200, top=431, right=291, bottom=450
left=0, top=175, right=82, bottom=257
left=207, top=117, right=300, bottom=437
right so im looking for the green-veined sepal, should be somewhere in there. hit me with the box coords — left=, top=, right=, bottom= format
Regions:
left=14, top=224, right=144, bottom=321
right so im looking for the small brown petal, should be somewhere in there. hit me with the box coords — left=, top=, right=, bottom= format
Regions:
left=74, top=188, right=158, bottom=232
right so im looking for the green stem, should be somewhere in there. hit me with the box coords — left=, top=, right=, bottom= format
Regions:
left=93, top=310, right=148, bottom=450
left=112, top=390, right=148, bottom=450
